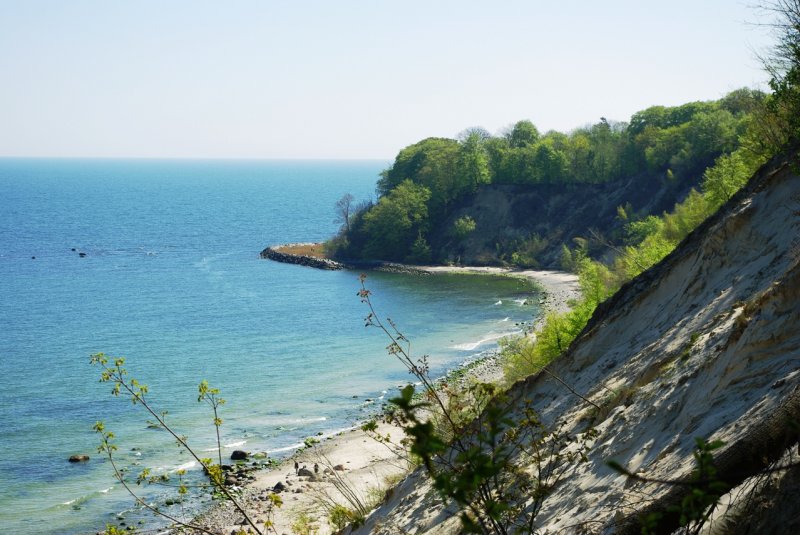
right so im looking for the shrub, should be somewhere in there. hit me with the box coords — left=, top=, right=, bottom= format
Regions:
left=452, top=215, right=477, bottom=239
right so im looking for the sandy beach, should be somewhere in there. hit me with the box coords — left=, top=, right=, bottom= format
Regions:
left=191, top=267, right=579, bottom=535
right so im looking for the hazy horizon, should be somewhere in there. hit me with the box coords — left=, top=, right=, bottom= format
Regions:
left=0, top=0, right=777, bottom=159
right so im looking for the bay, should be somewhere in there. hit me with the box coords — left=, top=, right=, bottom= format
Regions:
left=0, top=158, right=540, bottom=534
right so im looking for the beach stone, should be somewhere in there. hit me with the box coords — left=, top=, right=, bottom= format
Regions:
left=224, top=475, right=238, bottom=486
left=230, top=450, right=248, bottom=461
left=272, top=481, right=286, bottom=492
left=297, top=467, right=314, bottom=477
left=69, top=454, right=90, bottom=463
left=333, top=464, right=345, bottom=471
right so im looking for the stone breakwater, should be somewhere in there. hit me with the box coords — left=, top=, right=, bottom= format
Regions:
left=260, top=244, right=431, bottom=275
left=260, top=244, right=345, bottom=270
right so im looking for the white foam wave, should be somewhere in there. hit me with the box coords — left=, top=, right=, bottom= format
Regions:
left=450, top=332, right=507, bottom=351
left=513, top=298, right=527, bottom=306
left=61, top=485, right=115, bottom=507
left=171, top=461, right=198, bottom=473
left=224, top=440, right=247, bottom=448
left=266, top=442, right=306, bottom=455
left=500, top=317, right=510, bottom=322
left=494, top=300, right=502, bottom=306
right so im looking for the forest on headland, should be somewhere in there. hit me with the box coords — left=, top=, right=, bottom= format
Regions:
left=326, top=88, right=771, bottom=268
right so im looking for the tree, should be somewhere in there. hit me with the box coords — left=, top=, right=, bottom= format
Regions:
left=506, top=120, right=540, bottom=148
left=334, top=193, right=355, bottom=233
left=377, top=137, right=461, bottom=212
left=458, top=130, right=491, bottom=190
left=759, top=0, right=800, bottom=144
left=361, top=180, right=431, bottom=260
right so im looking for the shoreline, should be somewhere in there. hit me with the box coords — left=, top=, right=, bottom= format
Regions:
left=187, top=265, right=579, bottom=534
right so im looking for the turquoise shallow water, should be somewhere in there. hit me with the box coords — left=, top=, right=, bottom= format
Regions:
left=0, top=159, right=541, bottom=534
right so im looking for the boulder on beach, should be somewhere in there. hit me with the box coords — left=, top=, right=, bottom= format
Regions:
left=297, top=467, right=314, bottom=477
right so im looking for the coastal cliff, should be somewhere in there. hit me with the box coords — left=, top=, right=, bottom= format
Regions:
left=351, top=149, right=800, bottom=533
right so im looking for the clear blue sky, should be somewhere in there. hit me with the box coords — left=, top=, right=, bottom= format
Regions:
left=0, top=0, right=777, bottom=159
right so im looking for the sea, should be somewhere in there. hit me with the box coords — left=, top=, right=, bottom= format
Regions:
left=0, top=158, right=542, bottom=534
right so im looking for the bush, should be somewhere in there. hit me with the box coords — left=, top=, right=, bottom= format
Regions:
left=452, top=215, right=477, bottom=239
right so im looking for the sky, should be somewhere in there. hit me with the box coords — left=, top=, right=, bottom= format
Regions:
left=0, top=0, right=779, bottom=159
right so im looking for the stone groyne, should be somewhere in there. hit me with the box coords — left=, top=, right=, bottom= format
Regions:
left=260, top=243, right=431, bottom=275
left=259, top=244, right=345, bottom=270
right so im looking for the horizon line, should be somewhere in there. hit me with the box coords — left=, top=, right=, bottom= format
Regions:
left=0, top=155, right=393, bottom=162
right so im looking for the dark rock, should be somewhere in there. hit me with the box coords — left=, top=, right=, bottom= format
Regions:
left=273, top=481, right=286, bottom=492
left=78, top=252, right=86, bottom=257
left=69, top=454, right=90, bottom=463
left=297, top=467, right=314, bottom=477
left=224, top=475, right=238, bottom=486
left=230, top=450, right=249, bottom=461
left=333, top=464, right=346, bottom=471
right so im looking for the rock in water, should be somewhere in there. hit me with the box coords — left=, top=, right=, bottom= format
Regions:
left=230, top=450, right=248, bottom=461
left=69, top=455, right=90, bottom=463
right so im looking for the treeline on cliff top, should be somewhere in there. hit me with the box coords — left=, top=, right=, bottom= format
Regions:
left=325, top=88, right=767, bottom=266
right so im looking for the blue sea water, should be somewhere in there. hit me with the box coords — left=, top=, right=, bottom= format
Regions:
left=0, top=159, right=541, bottom=534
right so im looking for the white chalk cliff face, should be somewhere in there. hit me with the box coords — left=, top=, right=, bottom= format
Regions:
left=356, top=149, right=800, bottom=534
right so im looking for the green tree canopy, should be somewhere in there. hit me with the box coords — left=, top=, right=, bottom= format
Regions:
left=506, top=120, right=540, bottom=148
left=361, top=180, right=432, bottom=261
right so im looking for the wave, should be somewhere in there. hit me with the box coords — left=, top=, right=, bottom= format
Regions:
left=201, top=440, right=247, bottom=452
left=494, top=300, right=502, bottom=306
left=59, top=486, right=115, bottom=507
left=265, top=442, right=307, bottom=455
left=171, top=461, right=198, bottom=473
left=451, top=332, right=508, bottom=351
